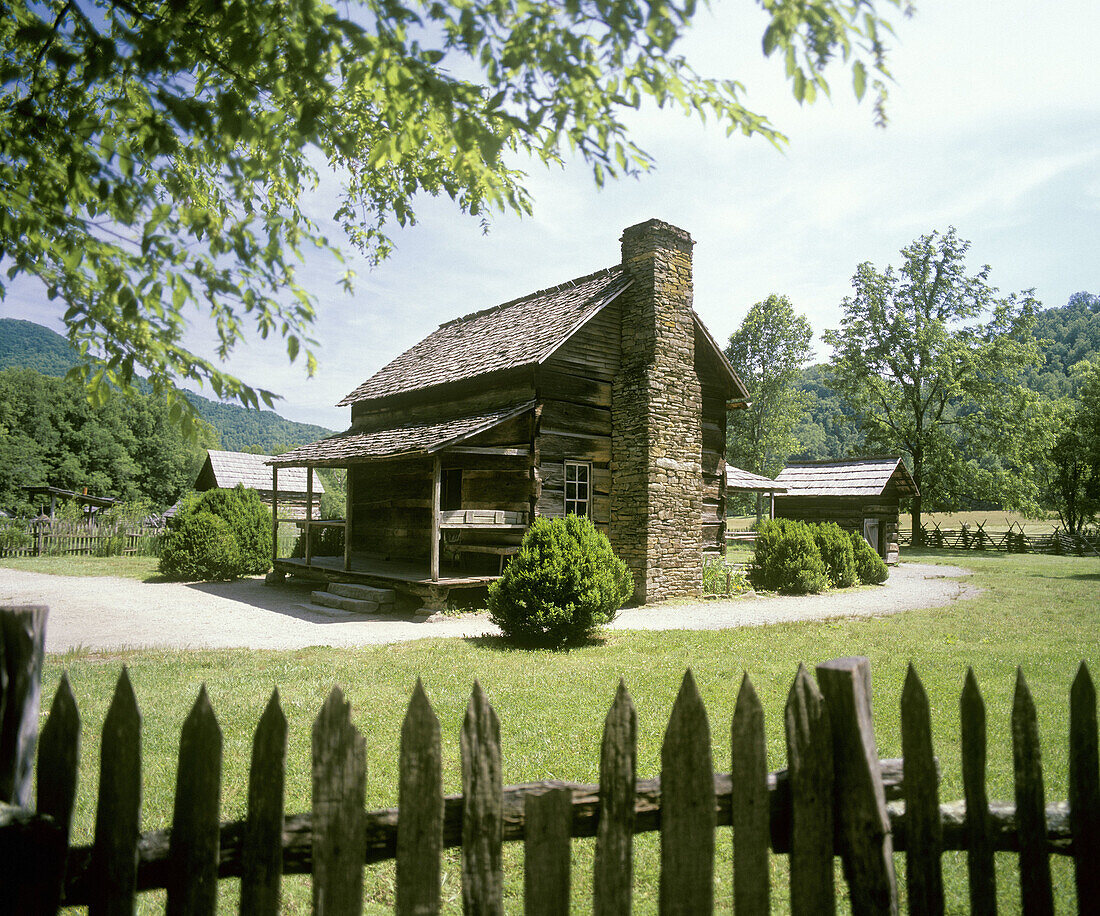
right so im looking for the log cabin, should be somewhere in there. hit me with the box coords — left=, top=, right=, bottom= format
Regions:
left=193, top=450, right=324, bottom=520
left=269, top=219, right=749, bottom=607
left=773, top=457, right=919, bottom=565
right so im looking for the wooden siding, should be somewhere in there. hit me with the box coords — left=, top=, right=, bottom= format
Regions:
left=350, top=375, right=535, bottom=432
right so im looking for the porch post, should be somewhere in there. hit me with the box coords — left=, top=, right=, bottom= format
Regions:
left=769, top=490, right=775, bottom=519
left=430, top=455, right=441, bottom=582
left=344, top=467, right=353, bottom=572
left=271, top=466, right=279, bottom=562
left=304, top=467, right=313, bottom=567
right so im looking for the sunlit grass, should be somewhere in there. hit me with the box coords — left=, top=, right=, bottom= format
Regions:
left=0, top=554, right=162, bottom=580
left=43, top=550, right=1099, bottom=913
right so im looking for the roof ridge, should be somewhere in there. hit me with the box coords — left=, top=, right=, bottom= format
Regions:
left=436, top=265, right=622, bottom=329
left=783, top=456, right=902, bottom=467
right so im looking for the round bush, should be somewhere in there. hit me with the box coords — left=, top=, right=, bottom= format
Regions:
left=814, top=521, right=857, bottom=588
left=159, top=512, right=241, bottom=581
left=487, top=515, right=633, bottom=646
left=159, top=484, right=271, bottom=580
left=750, top=518, right=829, bottom=595
left=849, top=530, right=889, bottom=584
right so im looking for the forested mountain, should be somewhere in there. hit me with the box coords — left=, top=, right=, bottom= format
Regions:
left=0, top=318, right=333, bottom=452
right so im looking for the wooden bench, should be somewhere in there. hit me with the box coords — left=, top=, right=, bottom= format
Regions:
left=450, top=543, right=520, bottom=574
left=438, top=510, right=526, bottom=574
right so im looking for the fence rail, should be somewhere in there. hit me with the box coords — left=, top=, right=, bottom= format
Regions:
left=899, top=522, right=1100, bottom=556
left=0, top=519, right=164, bottom=559
left=0, top=605, right=1098, bottom=913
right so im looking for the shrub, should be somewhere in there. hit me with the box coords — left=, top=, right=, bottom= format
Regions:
left=750, top=518, right=829, bottom=595
left=487, top=515, right=633, bottom=646
left=850, top=531, right=889, bottom=585
left=814, top=522, right=857, bottom=588
left=159, top=512, right=241, bottom=581
left=702, top=555, right=751, bottom=597
left=159, top=485, right=271, bottom=580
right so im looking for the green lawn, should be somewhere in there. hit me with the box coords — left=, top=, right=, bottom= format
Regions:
left=0, top=554, right=162, bottom=580
left=41, top=550, right=1099, bottom=913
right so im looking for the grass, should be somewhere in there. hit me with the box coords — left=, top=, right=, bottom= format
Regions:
left=40, top=549, right=1099, bottom=913
left=0, top=554, right=162, bottom=580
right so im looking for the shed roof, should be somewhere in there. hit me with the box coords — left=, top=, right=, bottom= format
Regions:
left=269, top=401, right=535, bottom=467
left=337, top=265, right=748, bottom=405
left=774, top=457, right=919, bottom=497
left=203, top=450, right=324, bottom=493
left=725, top=466, right=787, bottom=493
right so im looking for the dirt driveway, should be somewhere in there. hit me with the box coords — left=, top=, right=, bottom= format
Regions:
left=0, top=562, right=977, bottom=653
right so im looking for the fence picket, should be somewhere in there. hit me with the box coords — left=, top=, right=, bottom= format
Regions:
left=960, top=668, right=995, bottom=914
left=166, top=685, right=222, bottom=916
left=524, top=786, right=572, bottom=916
left=901, top=665, right=943, bottom=916
left=312, top=685, right=366, bottom=916
left=1012, top=669, right=1054, bottom=915
left=90, top=667, right=142, bottom=916
left=0, top=604, right=47, bottom=807
left=37, top=672, right=81, bottom=841
left=785, top=664, right=834, bottom=915
left=594, top=679, right=636, bottom=916
left=241, top=689, right=287, bottom=916
left=816, top=657, right=898, bottom=915
left=1069, top=661, right=1100, bottom=910
left=462, top=680, right=503, bottom=916
left=397, top=679, right=443, bottom=916
left=659, top=669, right=715, bottom=916
left=731, top=672, right=769, bottom=914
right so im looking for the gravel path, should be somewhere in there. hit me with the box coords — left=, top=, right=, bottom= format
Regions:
left=0, top=562, right=978, bottom=653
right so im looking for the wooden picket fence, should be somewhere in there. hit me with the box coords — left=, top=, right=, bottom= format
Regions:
left=0, top=519, right=165, bottom=559
left=1, top=607, right=1099, bottom=913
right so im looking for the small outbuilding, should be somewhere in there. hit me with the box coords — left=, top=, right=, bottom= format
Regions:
left=194, top=450, right=324, bottom=520
left=724, top=465, right=787, bottom=523
left=773, top=457, right=918, bottom=564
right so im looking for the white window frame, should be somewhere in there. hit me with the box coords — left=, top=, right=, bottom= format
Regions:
left=564, top=460, right=592, bottom=518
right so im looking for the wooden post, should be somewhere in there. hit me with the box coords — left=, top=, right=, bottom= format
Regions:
left=430, top=456, right=441, bottom=582
left=344, top=468, right=353, bottom=573
left=304, top=468, right=313, bottom=568
left=816, top=656, right=898, bottom=915
left=271, top=467, right=279, bottom=563
left=755, top=492, right=762, bottom=526
left=0, top=605, right=48, bottom=807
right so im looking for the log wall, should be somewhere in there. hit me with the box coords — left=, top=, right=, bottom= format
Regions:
left=773, top=494, right=901, bottom=562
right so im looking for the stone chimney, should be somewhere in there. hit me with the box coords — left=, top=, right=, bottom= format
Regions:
left=610, top=219, right=703, bottom=603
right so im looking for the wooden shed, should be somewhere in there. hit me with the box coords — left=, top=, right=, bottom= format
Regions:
left=773, top=457, right=918, bottom=564
left=195, top=450, right=324, bottom=520
left=269, top=219, right=749, bottom=607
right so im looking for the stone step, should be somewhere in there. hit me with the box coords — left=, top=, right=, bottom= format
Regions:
left=310, top=590, right=384, bottom=614
left=327, top=582, right=396, bottom=604
left=298, top=602, right=364, bottom=621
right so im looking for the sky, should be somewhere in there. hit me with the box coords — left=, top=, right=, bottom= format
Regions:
left=6, top=0, right=1099, bottom=432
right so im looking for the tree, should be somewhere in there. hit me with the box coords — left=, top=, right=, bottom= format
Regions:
left=823, top=228, right=1041, bottom=538
left=724, top=294, right=814, bottom=478
left=1, top=0, right=907, bottom=427
left=1048, top=359, right=1100, bottom=534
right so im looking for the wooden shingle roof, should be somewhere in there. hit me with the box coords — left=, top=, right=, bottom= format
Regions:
left=338, top=268, right=633, bottom=405
left=725, top=466, right=787, bottom=493
left=270, top=401, right=535, bottom=467
left=774, top=458, right=918, bottom=497
left=203, top=450, right=324, bottom=493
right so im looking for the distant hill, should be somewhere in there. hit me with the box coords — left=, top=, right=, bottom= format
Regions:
left=0, top=318, right=334, bottom=452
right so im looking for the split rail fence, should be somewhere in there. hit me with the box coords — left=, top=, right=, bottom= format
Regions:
left=900, top=522, right=1100, bottom=557
left=0, top=606, right=1098, bottom=914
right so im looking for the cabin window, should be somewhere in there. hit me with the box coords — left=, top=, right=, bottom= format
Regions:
left=441, top=468, right=463, bottom=511
left=564, top=460, right=591, bottom=518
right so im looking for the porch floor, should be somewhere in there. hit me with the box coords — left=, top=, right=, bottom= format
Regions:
left=274, top=552, right=498, bottom=593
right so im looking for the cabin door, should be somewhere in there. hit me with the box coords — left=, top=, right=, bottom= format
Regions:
left=863, top=518, right=881, bottom=557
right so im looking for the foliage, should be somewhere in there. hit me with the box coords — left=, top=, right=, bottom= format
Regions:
left=1, top=0, right=905, bottom=424
left=824, top=228, right=1042, bottom=534
left=814, top=521, right=857, bottom=588
left=159, top=511, right=242, bottom=581
left=487, top=515, right=632, bottom=646
left=702, top=554, right=751, bottom=597
left=849, top=530, right=888, bottom=584
left=0, top=319, right=334, bottom=452
left=159, top=484, right=270, bottom=579
left=750, top=518, right=829, bottom=595
left=790, top=363, right=867, bottom=461
left=0, top=367, right=211, bottom=513
left=1047, top=359, right=1100, bottom=534
left=724, top=294, right=814, bottom=478
left=1022, top=291, right=1100, bottom=398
